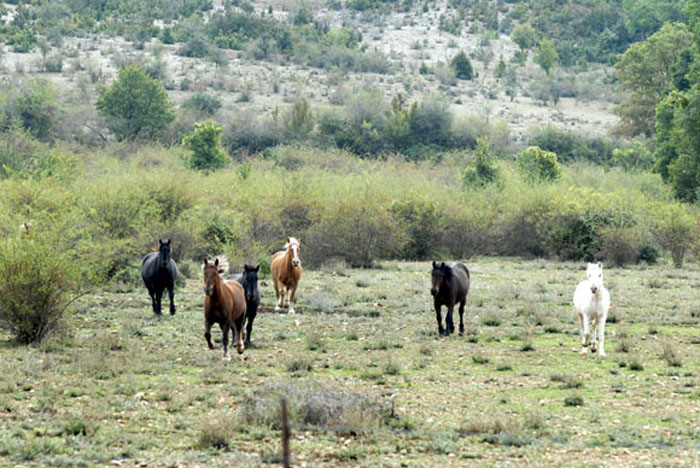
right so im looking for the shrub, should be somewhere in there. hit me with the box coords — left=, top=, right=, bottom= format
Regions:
left=408, top=95, right=453, bottom=149
left=1, top=79, right=59, bottom=141
left=182, top=93, right=222, bottom=116
left=598, top=226, right=643, bottom=267
left=463, top=138, right=500, bottom=188
left=528, top=126, right=614, bottom=164
left=0, top=233, right=80, bottom=344
left=96, top=66, right=174, bottom=141
left=450, top=51, right=473, bottom=80
left=389, top=198, right=443, bottom=260
left=283, top=97, right=314, bottom=141
left=0, top=129, right=58, bottom=180
left=612, top=142, right=653, bottom=171
left=655, top=206, right=695, bottom=268
left=183, top=120, right=229, bottom=171
left=306, top=199, right=402, bottom=268
left=516, top=146, right=561, bottom=183
left=238, top=381, right=395, bottom=435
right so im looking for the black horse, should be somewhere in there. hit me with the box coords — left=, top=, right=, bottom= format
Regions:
left=141, top=239, right=178, bottom=315
left=227, top=264, right=260, bottom=347
left=430, top=261, right=470, bottom=337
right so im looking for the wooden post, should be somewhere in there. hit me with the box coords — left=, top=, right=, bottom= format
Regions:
left=281, top=398, right=291, bottom=468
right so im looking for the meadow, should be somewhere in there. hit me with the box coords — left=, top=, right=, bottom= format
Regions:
left=1, top=256, right=699, bottom=467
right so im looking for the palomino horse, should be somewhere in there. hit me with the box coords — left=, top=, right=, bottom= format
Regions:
left=574, top=262, right=610, bottom=357
left=202, top=257, right=246, bottom=360
left=141, top=239, right=178, bottom=315
left=271, top=237, right=302, bottom=314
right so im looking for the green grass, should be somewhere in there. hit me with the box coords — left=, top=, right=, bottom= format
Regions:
left=1, top=258, right=700, bottom=466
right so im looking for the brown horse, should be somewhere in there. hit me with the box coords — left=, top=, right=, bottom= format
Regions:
left=271, top=237, right=302, bottom=314
left=202, top=258, right=246, bottom=360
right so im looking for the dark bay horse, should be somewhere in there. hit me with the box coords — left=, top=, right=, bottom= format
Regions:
left=431, top=261, right=470, bottom=337
left=271, top=237, right=302, bottom=314
left=141, top=239, right=178, bottom=315
left=203, top=257, right=246, bottom=360
left=227, top=264, right=260, bottom=347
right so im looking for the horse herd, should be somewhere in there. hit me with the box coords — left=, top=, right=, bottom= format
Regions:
left=141, top=238, right=611, bottom=361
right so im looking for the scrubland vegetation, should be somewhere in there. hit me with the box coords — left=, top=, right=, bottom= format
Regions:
left=2, top=0, right=700, bottom=466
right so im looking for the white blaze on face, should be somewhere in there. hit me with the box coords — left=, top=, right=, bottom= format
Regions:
left=586, top=263, right=603, bottom=293
left=290, top=239, right=300, bottom=267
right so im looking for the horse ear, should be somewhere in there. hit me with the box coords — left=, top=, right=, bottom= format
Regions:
left=215, top=258, right=219, bottom=267
left=203, top=258, right=208, bottom=266
left=432, top=261, right=437, bottom=268
left=159, top=239, right=163, bottom=245
left=254, top=264, right=260, bottom=272
left=167, top=239, right=171, bottom=245
left=440, top=262, right=446, bottom=269
left=287, top=236, right=291, bottom=243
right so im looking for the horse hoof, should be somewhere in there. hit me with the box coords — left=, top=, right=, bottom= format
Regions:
left=223, top=354, right=231, bottom=361
left=288, top=309, right=295, bottom=315
left=275, top=305, right=282, bottom=311
left=170, top=308, right=176, bottom=316
left=580, top=349, right=588, bottom=354
left=598, top=351, right=606, bottom=358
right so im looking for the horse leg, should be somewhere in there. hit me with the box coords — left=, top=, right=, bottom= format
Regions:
left=274, top=282, right=284, bottom=311
left=288, top=283, right=298, bottom=315
left=235, top=315, right=245, bottom=355
left=155, top=288, right=163, bottom=315
left=458, top=300, right=466, bottom=336
left=435, top=304, right=444, bottom=337
left=590, top=317, right=598, bottom=353
left=147, top=285, right=157, bottom=313
left=244, top=307, right=256, bottom=347
left=221, top=323, right=231, bottom=361
left=579, top=312, right=589, bottom=354
left=204, top=320, right=215, bottom=350
left=597, top=315, right=607, bottom=358
left=446, top=305, right=455, bottom=337
left=168, top=284, right=176, bottom=315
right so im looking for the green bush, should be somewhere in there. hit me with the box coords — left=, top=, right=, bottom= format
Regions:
left=389, top=198, right=443, bottom=260
left=450, top=51, right=473, bottom=80
left=183, top=119, right=229, bottom=171
left=182, top=93, right=222, bottom=115
left=306, top=199, right=402, bottom=268
left=463, top=138, right=501, bottom=188
left=0, top=130, right=58, bottom=180
left=528, top=126, right=615, bottom=164
left=517, top=146, right=562, bottom=183
left=655, top=206, right=695, bottom=268
left=96, top=66, right=174, bottom=141
left=0, top=233, right=80, bottom=344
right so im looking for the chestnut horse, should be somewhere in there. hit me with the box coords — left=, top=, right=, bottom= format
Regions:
left=271, top=237, right=302, bottom=314
left=202, top=258, right=246, bottom=360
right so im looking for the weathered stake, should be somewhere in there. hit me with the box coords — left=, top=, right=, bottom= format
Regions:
left=281, top=397, right=291, bottom=468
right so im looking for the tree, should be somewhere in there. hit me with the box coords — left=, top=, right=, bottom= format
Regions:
left=463, top=137, right=500, bottom=188
left=450, top=51, right=473, bottom=80
left=183, top=120, right=228, bottom=171
left=96, top=66, right=174, bottom=141
left=613, top=22, right=692, bottom=137
left=512, top=23, right=537, bottom=51
left=534, top=39, right=559, bottom=75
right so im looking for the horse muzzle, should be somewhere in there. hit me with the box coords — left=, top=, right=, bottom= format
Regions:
left=246, top=294, right=255, bottom=302
left=292, top=259, right=300, bottom=267
left=204, top=287, right=213, bottom=296
left=590, top=286, right=598, bottom=294
left=430, top=288, right=438, bottom=296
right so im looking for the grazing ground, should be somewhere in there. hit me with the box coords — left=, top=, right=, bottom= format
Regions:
left=1, top=257, right=700, bottom=467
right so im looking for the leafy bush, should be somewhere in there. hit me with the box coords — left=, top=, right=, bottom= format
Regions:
left=612, top=142, right=653, bottom=171
left=463, top=138, right=501, bottom=188
left=96, top=66, right=174, bottom=141
left=655, top=206, right=695, bottom=268
left=598, top=226, right=643, bottom=267
left=0, top=130, right=58, bottom=180
left=183, top=120, right=229, bottom=171
left=517, top=146, right=562, bottom=183
left=182, top=93, right=222, bottom=116
left=306, top=199, right=402, bottom=268
left=528, top=126, right=615, bottom=164
left=1, top=79, right=59, bottom=141
left=389, top=198, right=443, bottom=260
left=450, top=51, right=473, bottom=80
left=0, top=233, right=80, bottom=344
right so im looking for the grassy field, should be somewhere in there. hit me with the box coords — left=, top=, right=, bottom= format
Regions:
left=1, top=257, right=700, bottom=467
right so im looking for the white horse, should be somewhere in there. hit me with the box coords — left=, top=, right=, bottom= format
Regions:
left=573, top=262, right=610, bottom=357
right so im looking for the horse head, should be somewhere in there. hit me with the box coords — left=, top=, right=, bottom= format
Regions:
left=202, top=257, right=220, bottom=296
left=158, top=239, right=172, bottom=268
left=586, top=262, right=604, bottom=294
left=431, top=261, right=451, bottom=296
left=286, top=237, right=301, bottom=267
left=243, top=264, right=260, bottom=302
